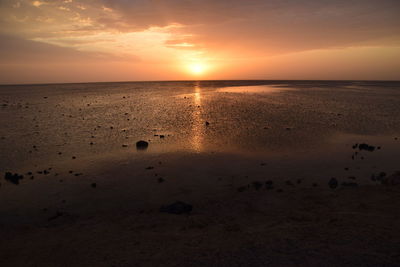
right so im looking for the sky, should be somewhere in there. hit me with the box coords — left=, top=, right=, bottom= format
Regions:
left=0, top=0, right=400, bottom=84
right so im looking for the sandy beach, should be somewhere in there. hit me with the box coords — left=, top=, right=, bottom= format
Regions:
left=1, top=81, right=400, bottom=266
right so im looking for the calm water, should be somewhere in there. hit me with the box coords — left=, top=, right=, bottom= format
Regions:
left=1, top=80, right=399, bottom=168
left=1, top=80, right=400, bottom=222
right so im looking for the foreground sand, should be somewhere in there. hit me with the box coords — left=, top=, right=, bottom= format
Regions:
left=1, top=182, right=400, bottom=267
left=1, top=81, right=400, bottom=266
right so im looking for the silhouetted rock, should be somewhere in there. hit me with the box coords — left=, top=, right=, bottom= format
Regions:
left=237, top=186, right=246, bottom=192
left=160, top=201, right=192, bottom=215
left=91, top=183, right=97, bottom=188
left=136, top=140, right=149, bottom=150
left=265, top=180, right=274, bottom=190
left=158, top=177, right=165, bottom=183
left=205, top=121, right=210, bottom=126
left=252, top=181, right=263, bottom=190
left=329, top=178, right=338, bottom=189
left=341, top=182, right=358, bottom=187
left=381, top=171, right=400, bottom=186
left=4, top=172, right=23, bottom=185
left=358, top=143, right=375, bottom=152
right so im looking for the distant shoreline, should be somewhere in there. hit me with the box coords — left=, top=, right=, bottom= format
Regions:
left=1, top=79, right=400, bottom=87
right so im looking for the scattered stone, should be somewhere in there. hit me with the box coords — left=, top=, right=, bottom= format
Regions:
left=341, top=182, right=358, bottom=187
left=48, top=211, right=63, bottom=221
left=72, top=156, right=76, bottom=159
left=358, top=143, right=375, bottom=152
left=205, top=121, right=210, bottom=126
left=265, top=180, right=274, bottom=190
left=4, top=172, right=24, bottom=185
left=91, top=183, right=97, bottom=188
left=381, top=171, right=400, bottom=186
left=157, top=177, right=165, bottom=183
left=159, top=135, right=165, bottom=138
left=122, top=144, right=128, bottom=147
left=285, top=180, right=294, bottom=186
left=237, top=186, right=246, bottom=192
left=252, top=181, right=263, bottom=190
left=329, top=178, right=338, bottom=189
left=146, top=166, right=154, bottom=170
left=160, top=201, right=192, bottom=215
left=136, top=140, right=149, bottom=150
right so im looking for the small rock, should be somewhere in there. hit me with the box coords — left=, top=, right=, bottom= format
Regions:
left=252, top=181, right=263, bottom=190
left=265, top=180, right=274, bottom=190
left=237, top=186, right=246, bottom=192
left=91, top=183, right=97, bottom=188
left=329, top=178, right=338, bottom=189
left=341, top=182, right=358, bottom=187
left=157, top=177, right=165, bottom=183
left=136, top=140, right=149, bottom=150
left=358, top=143, right=375, bottom=152
left=160, top=201, right=192, bottom=215
left=381, top=171, right=400, bottom=186
left=4, top=172, right=24, bottom=185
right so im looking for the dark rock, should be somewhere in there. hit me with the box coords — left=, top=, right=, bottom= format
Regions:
left=4, top=172, right=24, bottom=185
left=237, top=186, right=246, bottom=192
left=146, top=166, right=154, bottom=170
left=160, top=201, right=192, bottom=215
left=358, top=143, right=375, bottom=152
left=91, top=183, right=97, bottom=188
left=285, top=180, right=294, bottom=186
left=205, top=121, right=210, bottom=126
left=136, top=140, right=149, bottom=150
left=48, top=211, right=63, bottom=221
left=329, top=178, right=338, bottom=189
left=265, top=180, right=274, bottom=190
left=341, top=182, right=358, bottom=187
left=381, top=171, right=400, bottom=186
left=252, top=181, right=263, bottom=190
left=157, top=177, right=165, bottom=183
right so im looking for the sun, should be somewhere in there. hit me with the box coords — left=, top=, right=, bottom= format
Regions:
left=188, top=63, right=207, bottom=75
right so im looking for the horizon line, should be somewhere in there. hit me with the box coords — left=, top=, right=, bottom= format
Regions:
left=1, top=78, right=400, bottom=86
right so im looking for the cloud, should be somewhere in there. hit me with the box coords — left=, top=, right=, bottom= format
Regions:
left=0, top=34, right=140, bottom=63
left=1, top=0, right=399, bottom=55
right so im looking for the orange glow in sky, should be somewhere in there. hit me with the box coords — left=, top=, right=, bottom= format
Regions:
left=0, top=0, right=399, bottom=83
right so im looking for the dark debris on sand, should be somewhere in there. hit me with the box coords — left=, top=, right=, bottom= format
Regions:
left=4, top=172, right=24, bottom=185
left=160, top=201, right=192, bottom=215
left=136, top=140, right=149, bottom=150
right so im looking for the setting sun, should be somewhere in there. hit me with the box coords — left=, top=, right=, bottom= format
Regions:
left=188, top=63, right=207, bottom=75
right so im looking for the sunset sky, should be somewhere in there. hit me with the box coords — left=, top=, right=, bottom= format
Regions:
left=1, top=0, right=400, bottom=84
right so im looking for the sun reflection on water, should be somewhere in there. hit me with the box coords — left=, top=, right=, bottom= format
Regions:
left=191, top=83, right=204, bottom=152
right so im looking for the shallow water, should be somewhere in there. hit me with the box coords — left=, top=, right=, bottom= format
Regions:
left=1, top=80, right=400, bottom=222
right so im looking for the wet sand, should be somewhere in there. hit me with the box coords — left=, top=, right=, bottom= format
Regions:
left=1, top=81, right=400, bottom=266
